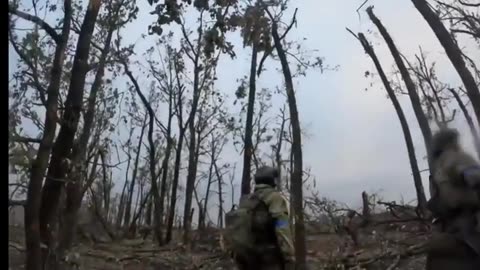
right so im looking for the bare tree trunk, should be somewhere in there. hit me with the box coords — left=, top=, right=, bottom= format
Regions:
left=157, top=90, right=175, bottom=244
left=59, top=149, right=100, bottom=261
left=166, top=129, right=185, bottom=242
left=449, top=88, right=480, bottom=159
left=198, top=207, right=205, bottom=230
left=229, top=164, right=237, bottom=209
left=20, top=1, right=72, bottom=269
left=165, top=169, right=172, bottom=226
left=203, top=134, right=219, bottom=227
left=202, top=154, right=215, bottom=228
left=145, top=196, right=153, bottom=226
left=351, top=30, right=428, bottom=215
left=117, top=140, right=133, bottom=229
left=139, top=185, right=148, bottom=226
left=166, top=67, right=187, bottom=242
left=361, top=191, right=371, bottom=226
left=183, top=52, right=202, bottom=245
left=116, top=184, right=127, bottom=224
left=88, top=185, right=116, bottom=240
left=128, top=188, right=152, bottom=235
left=84, top=152, right=101, bottom=198
left=177, top=12, right=206, bottom=245
left=271, top=18, right=306, bottom=270
left=214, top=161, right=224, bottom=228
left=241, top=44, right=258, bottom=199
left=184, top=124, right=199, bottom=244
left=39, top=1, right=101, bottom=268
left=59, top=19, right=117, bottom=255
left=102, top=159, right=111, bottom=220
left=194, top=187, right=204, bottom=230
left=124, top=115, right=147, bottom=226
left=367, top=7, right=433, bottom=190
left=275, top=106, right=287, bottom=188
left=411, top=0, right=480, bottom=127
left=122, top=61, right=163, bottom=246
left=99, top=150, right=111, bottom=222
left=132, top=181, right=142, bottom=226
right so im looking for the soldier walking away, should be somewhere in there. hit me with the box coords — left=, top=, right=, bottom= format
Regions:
left=426, top=128, right=480, bottom=270
left=225, top=166, right=295, bottom=270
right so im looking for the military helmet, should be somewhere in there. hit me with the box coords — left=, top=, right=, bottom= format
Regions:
left=430, top=128, right=459, bottom=159
left=254, top=166, right=279, bottom=186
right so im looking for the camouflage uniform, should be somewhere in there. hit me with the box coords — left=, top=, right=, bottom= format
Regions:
left=431, top=148, right=480, bottom=210
left=427, top=129, right=480, bottom=261
left=256, top=184, right=295, bottom=265
left=235, top=167, right=295, bottom=270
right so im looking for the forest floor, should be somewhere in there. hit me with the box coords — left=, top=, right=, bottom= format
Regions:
left=9, top=218, right=431, bottom=270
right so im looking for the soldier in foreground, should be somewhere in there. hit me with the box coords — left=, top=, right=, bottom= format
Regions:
left=426, top=128, right=480, bottom=269
left=225, top=166, right=295, bottom=270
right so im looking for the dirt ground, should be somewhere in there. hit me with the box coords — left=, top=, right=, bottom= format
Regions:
left=8, top=222, right=429, bottom=270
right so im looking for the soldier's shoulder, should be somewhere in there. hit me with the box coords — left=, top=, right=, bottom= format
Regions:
left=262, top=190, right=287, bottom=205
left=445, top=149, right=478, bottom=166
left=458, top=151, right=478, bottom=163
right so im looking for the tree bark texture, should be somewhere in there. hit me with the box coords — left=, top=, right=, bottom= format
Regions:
left=166, top=68, right=187, bottom=242
left=39, top=1, right=101, bottom=268
left=23, top=1, right=72, bottom=269
left=166, top=128, right=185, bottom=242
left=271, top=20, right=306, bottom=270
left=157, top=89, right=175, bottom=244
left=214, top=161, right=224, bottom=228
left=59, top=12, right=117, bottom=255
left=122, top=62, right=163, bottom=245
left=183, top=50, right=202, bottom=245
left=124, top=115, right=147, bottom=226
left=241, top=44, right=258, bottom=198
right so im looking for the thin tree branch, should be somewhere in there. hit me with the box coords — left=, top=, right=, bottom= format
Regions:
left=279, top=8, right=298, bottom=41
left=257, top=47, right=273, bottom=77
left=11, top=136, right=42, bottom=144
left=459, top=0, right=480, bottom=7
left=451, top=28, right=479, bottom=39
left=9, top=30, right=48, bottom=106
left=8, top=5, right=61, bottom=44
left=258, top=7, right=298, bottom=77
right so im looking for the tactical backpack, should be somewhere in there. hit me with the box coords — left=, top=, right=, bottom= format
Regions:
left=224, top=193, right=273, bottom=259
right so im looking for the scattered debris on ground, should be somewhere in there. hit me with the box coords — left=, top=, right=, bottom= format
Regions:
left=9, top=218, right=431, bottom=270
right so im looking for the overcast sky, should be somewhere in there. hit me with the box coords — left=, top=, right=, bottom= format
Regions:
left=9, top=0, right=480, bottom=219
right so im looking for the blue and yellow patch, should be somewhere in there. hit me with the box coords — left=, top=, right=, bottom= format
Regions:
left=275, top=219, right=289, bottom=228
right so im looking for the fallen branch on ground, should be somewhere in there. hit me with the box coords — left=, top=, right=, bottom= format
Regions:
left=191, top=254, right=225, bottom=269
left=333, top=241, right=427, bottom=268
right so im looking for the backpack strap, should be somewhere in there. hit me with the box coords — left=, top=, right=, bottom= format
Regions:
left=250, top=192, right=275, bottom=236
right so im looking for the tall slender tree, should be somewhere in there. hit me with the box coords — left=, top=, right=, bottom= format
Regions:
left=265, top=6, right=306, bottom=269
left=348, top=29, right=428, bottom=215
left=367, top=7, right=433, bottom=176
